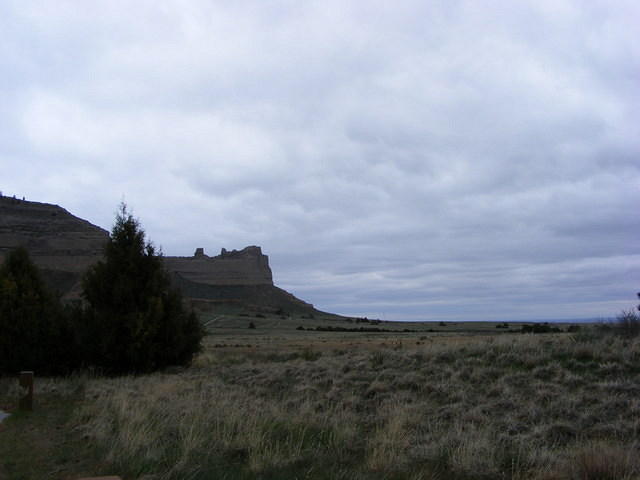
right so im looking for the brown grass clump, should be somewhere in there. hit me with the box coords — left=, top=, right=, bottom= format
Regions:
left=73, top=373, right=358, bottom=479
left=568, top=443, right=640, bottom=480
left=538, top=442, right=640, bottom=480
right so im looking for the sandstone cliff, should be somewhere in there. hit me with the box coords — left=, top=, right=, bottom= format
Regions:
left=164, top=246, right=273, bottom=286
left=0, top=196, right=325, bottom=316
left=0, top=196, right=109, bottom=274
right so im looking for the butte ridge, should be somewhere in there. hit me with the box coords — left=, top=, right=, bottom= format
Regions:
left=0, top=195, right=325, bottom=316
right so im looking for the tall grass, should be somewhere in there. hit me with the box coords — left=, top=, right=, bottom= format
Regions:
left=75, top=373, right=359, bottom=479
left=4, top=330, right=640, bottom=479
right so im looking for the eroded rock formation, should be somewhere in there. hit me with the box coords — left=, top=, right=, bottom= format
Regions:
left=0, top=196, right=321, bottom=315
left=0, top=196, right=109, bottom=273
left=164, top=246, right=273, bottom=286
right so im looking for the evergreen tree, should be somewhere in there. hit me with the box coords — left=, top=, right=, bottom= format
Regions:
left=0, top=247, right=73, bottom=374
left=81, top=204, right=204, bottom=373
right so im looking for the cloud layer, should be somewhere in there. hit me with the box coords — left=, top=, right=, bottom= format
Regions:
left=2, top=0, right=639, bottom=320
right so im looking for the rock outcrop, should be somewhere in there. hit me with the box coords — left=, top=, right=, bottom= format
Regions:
left=0, top=196, right=325, bottom=316
left=164, top=246, right=273, bottom=286
left=0, top=196, right=109, bottom=273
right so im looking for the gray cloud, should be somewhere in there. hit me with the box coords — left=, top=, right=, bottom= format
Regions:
left=1, top=0, right=638, bottom=320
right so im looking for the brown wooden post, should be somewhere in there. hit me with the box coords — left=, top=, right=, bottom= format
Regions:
left=19, top=371, right=34, bottom=411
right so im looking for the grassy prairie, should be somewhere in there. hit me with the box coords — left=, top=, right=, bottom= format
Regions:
left=1, top=318, right=639, bottom=479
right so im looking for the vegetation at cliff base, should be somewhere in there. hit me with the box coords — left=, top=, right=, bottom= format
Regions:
left=0, top=204, right=203, bottom=376
left=80, top=203, right=204, bottom=373
left=0, top=247, right=75, bottom=374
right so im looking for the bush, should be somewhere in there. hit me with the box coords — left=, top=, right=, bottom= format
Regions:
left=615, top=309, right=640, bottom=338
left=521, top=323, right=562, bottom=334
left=81, top=204, right=204, bottom=374
left=300, top=348, right=321, bottom=361
left=0, top=248, right=76, bottom=374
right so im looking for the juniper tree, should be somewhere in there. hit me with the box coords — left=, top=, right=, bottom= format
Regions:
left=81, top=203, right=204, bottom=373
left=0, top=247, right=74, bottom=374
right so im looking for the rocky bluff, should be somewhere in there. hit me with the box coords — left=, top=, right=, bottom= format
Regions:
left=0, top=196, right=109, bottom=273
left=0, top=196, right=109, bottom=296
left=0, top=196, right=320, bottom=315
left=164, top=246, right=273, bottom=286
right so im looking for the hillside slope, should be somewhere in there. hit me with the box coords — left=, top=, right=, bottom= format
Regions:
left=0, top=195, right=332, bottom=317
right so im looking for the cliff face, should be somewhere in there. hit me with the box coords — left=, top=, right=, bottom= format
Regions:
left=0, top=197, right=273, bottom=287
left=0, top=196, right=109, bottom=274
left=0, top=197, right=318, bottom=314
left=164, top=246, right=273, bottom=286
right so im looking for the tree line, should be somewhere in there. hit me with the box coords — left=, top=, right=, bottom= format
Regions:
left=0, top=204, right=204, bottom=375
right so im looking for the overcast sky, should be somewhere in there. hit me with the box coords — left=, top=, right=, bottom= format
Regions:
left=1, top=1, right=638, bottom=321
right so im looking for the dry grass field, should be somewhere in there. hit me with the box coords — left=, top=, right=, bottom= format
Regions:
left=1, top=318, right=639, bottom=479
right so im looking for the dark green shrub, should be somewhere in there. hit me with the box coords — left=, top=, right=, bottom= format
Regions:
left=81, top=204, right=204, bottom=374
left=0, top=247, right=76, bottom=374
left=521, top=323, right=562, bottom=334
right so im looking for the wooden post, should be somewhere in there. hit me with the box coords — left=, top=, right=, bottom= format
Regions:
left=19, top=371, right=34, bottom=411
